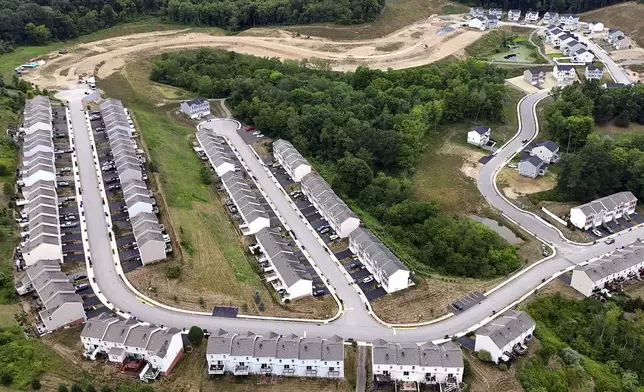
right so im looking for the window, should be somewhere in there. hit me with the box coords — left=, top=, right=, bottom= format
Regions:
left=412, top=366, right=415, bottom=370
left=279, top=360, right=282, bottom=363
left=256, top=358, right=259, bottom=362
left=403, top=371, right=409, bottom=376
left=329, top=367, right=335, bottom=371
left=284, top=365, right=290, bottom=369
left=306, top=366, right=312, bottom=370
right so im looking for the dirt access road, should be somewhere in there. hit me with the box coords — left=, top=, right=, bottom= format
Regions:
left=24, top=17, right=484, bottom=90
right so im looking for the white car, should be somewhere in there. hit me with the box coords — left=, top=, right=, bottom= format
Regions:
left=592, top=229, right=603, bottom=237
left=362, top=276, right=374, bottom=284
left=256, top=134, right=264, bottom=138
left=329, top=234, right=339, bottom=241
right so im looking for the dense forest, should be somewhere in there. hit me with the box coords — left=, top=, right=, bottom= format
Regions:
left=0, top=0, right=383, bottom=52
left=150, top=49, right=523, bottom=278
left=457, top=0, right=631, bottom=14
left=521, top=294, right=644, bottom=392
left=536, top=83, right=644, bottom=203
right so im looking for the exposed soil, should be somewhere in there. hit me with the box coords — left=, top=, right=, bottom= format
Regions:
left=497, top=167, right=556, bottom=200
left=23, top=19, right=485, bottom=90
left=438, top=141, right=486, bottom=180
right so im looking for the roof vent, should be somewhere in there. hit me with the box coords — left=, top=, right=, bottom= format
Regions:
left=385, top=353, right=389, bottom=360
left=401, top=352, right=405, bottom=357
left=260, top=343, right=263, bottom=349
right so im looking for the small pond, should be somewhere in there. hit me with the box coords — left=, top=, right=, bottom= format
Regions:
left=503, top=53, right=518, bottom=60
left=469, top=215, right=523, bottom=244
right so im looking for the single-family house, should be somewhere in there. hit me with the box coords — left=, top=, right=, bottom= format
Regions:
left=588, top=21, right=604, bottom=32
left=273, top=139, right=312, bottom=182
left=531, top=141, right=560, bottom=163
left=551, top=31, right=570, bottom=47
left=585, top=65, right=603, bottom=80
left=487, top=14, right=499, bottom=29
left=467, top=125, right=491, bottom=146
left=614, top=36, right=630, bottom=50
left=349, top=227, right=410, bottom=293
left=469, top=7, right=484, bottom=18
left=542, top=11, right=558, bottom=24
left=475, top=310, right=535, bottom=363
left=488, top=8, right=502, bottom=18
left=507, top=9, right=521, bottom=21
left=372, top=339, right=464, bottom=388
left=560, top=14, right=580, bottom=28
left=523, top=68, right=546, bottom=87
left=605, top=28, right=623, bottom=43
left=518, top=156, right=546, bottom=178
left=572, top=48, right=594, bottom=64
left=524, top=10, right=539, bottom=23
left=468, top=16, right=488, bottom=31
left=553, top=64, right=576, bottom=83
left=570, top=242, right=644, bottom=296
left=180, top=98, right=210, bottom=119
left=569, top=191, right=637, bottom=230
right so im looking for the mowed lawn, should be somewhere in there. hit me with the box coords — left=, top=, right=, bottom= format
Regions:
left=286, top=0, right=468, bottom=40
left=412, top=87, right=525, bottom=214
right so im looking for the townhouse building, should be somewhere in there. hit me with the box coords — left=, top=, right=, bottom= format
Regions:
left=301, top=173, right=360, bottom=238
left=21, top=260, right=86, bottom=333
left=569, top=191, right=637, bottom=230
left=255, top=227, right=313, bottom=300
left=180, top=98, right=210, bottom=119
left=475, top=310, right=535, bottom=363
left=130, top=212, right=167, bottom=265
left=273, top=139, right=312, bottom=182
left=196, top=129, right=237, bottom=177
left=349, top=227, right=410, bottom=293
left=571, top=243, right=644, bottom=296
left=81, top=315, right=184, bottom=381
left=372, top=340, right=463, bottom=388
left=220, top=171, right=271, bottom=234
left=206, top=331, right=344, bottom=378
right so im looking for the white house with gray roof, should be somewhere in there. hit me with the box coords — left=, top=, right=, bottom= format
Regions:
left=221, top=171, right=270, bottom=234
left=371, top=339, right=463, bottom=388
left=23, top=260, right=85, bottom=333
left=255, top=227, right=313, bottom=300
left=180, top=97, right=210, bottom=119
left=130, top=212, right=166, bottom=265
left=569, top=191, right=637, bottom=230
left=518, top=156, right=546, bottom=179
left=542, top=11, right=558, bottom=23
left=206, top=331, right=344, bottom=378
left=507, top=9, right=521, bottom=21
left=349, top=227, right=410, bottom=293
left=560, top=13, right=579, bottom=29
left=81, top=316, right=184, bottom=379
left=585, top=65, right=603, bottom=80
left=196, top=129, right=236, bottom=177
left=524, top=10, right=539, bottom=23
left=467, top=125, right=490, bottom=147
left=21, top=96, right=52, bottom=134
left=553, top=64, right=577, bottom=83
left=301, top=173, right=360, bottom=238
left=273, top=139, right=312, bottom=182
left=530, top=140, right=560, bottom=163
left=475, top=310, right=535, bottom=363
left=469, top=7, right=484, bottom=17
left=571, top=242, right=644, bottom=296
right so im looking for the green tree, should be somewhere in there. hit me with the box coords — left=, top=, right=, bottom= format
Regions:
left=188, top=326, right=204, bottom=345
left=71, top=384, right=83, bottom=392
left=199, top=166, right=212, bottom=185
left=476, top=350, right=492, bottom=362
left=0, top=373, right=12, bottom=385
left=561, top=347, right=581, bottom=365
left=334, top=153, right=372, bottom=197
left=24, top=23, right=51, bottom=45
left=58, top=385, right=69, bottom=392
left=31, top=379, right=42, bottom=390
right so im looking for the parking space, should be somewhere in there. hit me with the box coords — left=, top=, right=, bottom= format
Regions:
left=236, top=125, right=266, bottom=144
left=449, top=291, right=485, bottom=313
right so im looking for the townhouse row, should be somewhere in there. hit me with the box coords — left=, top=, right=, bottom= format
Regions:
left=571, top=241, right=644, bottom=296
left=16, top=259, right=86, bottom=333
left=544, top=25, right=595, bottom=65
left=470, top=7, right=578, bottom=27
left=569, top=191, right=637, bottom=230
left=273, top=139, right=410, bottom=294
left=206, top=330, right=344, bottom=378
left=81, top=313, right=184, bottom=382
left=100, top=99, right=166, bottom=264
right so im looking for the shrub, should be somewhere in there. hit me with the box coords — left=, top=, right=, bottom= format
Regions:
left=477, top=350, right=493, bottom=362
left=58, top=385, right=69, bottom=392
left=561, top=347, right=581, bottom=365
left=71, top=384, right=83, bottom=392
left=31, top=379, right=42, bottom=390
left=166, top=265, right=181, bottom=279
left=259, top=301, right=265, bottom=311
left=188, top=326, right=204, bottom=345
left=199, top=166, right=212, bottom=185
left=499, top=363, right=508, bottom=371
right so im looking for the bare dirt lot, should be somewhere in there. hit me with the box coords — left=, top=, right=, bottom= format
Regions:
left=23, top=19, right=485, bottom=90
left=497, top=167, right=556, bottom=200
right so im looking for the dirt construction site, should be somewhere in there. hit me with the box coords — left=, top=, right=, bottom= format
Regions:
left=22, top=17, right=485, bottom=90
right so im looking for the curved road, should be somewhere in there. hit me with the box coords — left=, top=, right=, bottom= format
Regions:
left=57, top=86, right=643, bottom=343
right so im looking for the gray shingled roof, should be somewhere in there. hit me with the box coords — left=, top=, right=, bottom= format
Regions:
left=418, top=341, right=463, bottom=368
left=301, top=173, right=358, bottom=230
left=253, top=332, right=280, bottom=358
left=534, top=140, right=559, bottom=152
left=206, top=329, right=236, bottom=355
left=221, top=171, right=269, bottom=226
left=273, top=139, right=311, bottom=176
left=573, top=191, right=636, bottom=217
left=81, top=313, right=120, bottom=339
left=321, top=335, right=344, bottom=361
left=576, top=243, right=644, bottom=282
left=146, top=327, right=181, bottom=358
left=255, top=227, right=312, bottom=287
left=276, top=334, right=300, bottom=358
left=476, top=310, right=535, bottom=349
left=230, top=331, right=257, bottom=356
left=349, top=227, right=408, bottom=277
left=103, top=318, right=139, bottom=344
left=520, top=155, right=543, bottom=168
left=299, top=338, right=323, bottom=360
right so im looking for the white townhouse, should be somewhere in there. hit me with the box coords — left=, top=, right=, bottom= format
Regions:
left=372, top=340, right=463, bottom=388
left=220, top=171, right=270, bottom=234
left=542, top=11, right=558, bottom=24
left=475, top=310, right=535, bottom=363
left=551, top=31, right=570, bottom=47
left=130, top=212, right=166, bottom=265
left=524, top=68, right=547, bottom=87
left=301, top=173, right=360, bottom=238
left=553, top=64, right=576, bottom=83
left=585, top=65, right=603, bottom=80
left=24, top=260, right=86, bottom=333
left=588, top=21, right=604, bottom=32
left=273, top=139, right=312, bottom=182
left=81, top=317, right=184, bottom=380
left=571, top=243, right=644, bottom=296
left=569, top=191, right=637, bottom=230
left=467, top=125, right=490, bottom=147
left=469, top=7, right=484, bottom=18
left=123, top=179, right=154, bottom=217
left=524, top=10, right=539, bottom=23
left=206, top=331, right=344, bottom=378
left=560, top=13, right=579, bottom=29
left=507, top=9, right=521, bottom=21
left=531, top=140, right=560, bottom=163
left=21, top=180, right=62, bottom=266
left=196, top=129, right=237, bottom=177
left=22, top=96, right=52, bottom=134
left=180, top=97, right=210, bottom=119
left=255, top=227, right=313, bottom=300
left=349, top=227, right=410, bottom=293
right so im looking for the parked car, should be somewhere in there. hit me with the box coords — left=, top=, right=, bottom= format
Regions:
left=61, top=221, right=78, bottom=228
left=74, top=283, right=89, bottom=291
left=73, top=273, right=87, bottom=281
left=592, top=229, right=603, bottom=237
left=329, top=234, right=339, bottom=241
left=317, top=225, right=330, bottom=233
left=362, top=276, right=374, bottom=284
left=319, top=227, right=331, bottom=234
left=312, top=289, right=325, bottom=297
left=348, top=263, right=360, bottom=269
left=605, top=238, right=615, bottom=245
left=57, top=181, right=70, bottom=187
left=453, top=303, right=464, bottom=311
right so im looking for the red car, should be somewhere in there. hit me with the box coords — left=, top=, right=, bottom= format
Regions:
left=246, top=125, right=256, bottom=131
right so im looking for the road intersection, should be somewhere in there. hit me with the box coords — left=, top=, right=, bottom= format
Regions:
left=56, top=80, right=643, bottom=343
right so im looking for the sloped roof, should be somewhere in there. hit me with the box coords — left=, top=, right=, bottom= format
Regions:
left=476, top=310, right=535, bottom=349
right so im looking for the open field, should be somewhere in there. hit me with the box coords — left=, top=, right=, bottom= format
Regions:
left=21, top=16, right=485, bottom=90
left=595, top=121, right=644, bottom=142
left=286, top=0, right=468, bottom=40
left=0, top=303, right=18, bottom=327
left=497, top=167, right=557, bottom=201
left=580, top=2, right=644, bottom=47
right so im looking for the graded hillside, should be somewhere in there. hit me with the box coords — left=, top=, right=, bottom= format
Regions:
left=580, top=2, right=644, bottom=46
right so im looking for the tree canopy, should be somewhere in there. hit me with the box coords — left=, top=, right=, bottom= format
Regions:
left=151, top=49, right=523, bottom=278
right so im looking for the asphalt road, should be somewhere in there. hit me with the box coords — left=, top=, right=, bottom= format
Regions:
left=56, top=87, right=644, bottom=344
left=356, top=346, right=367, bottom=392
